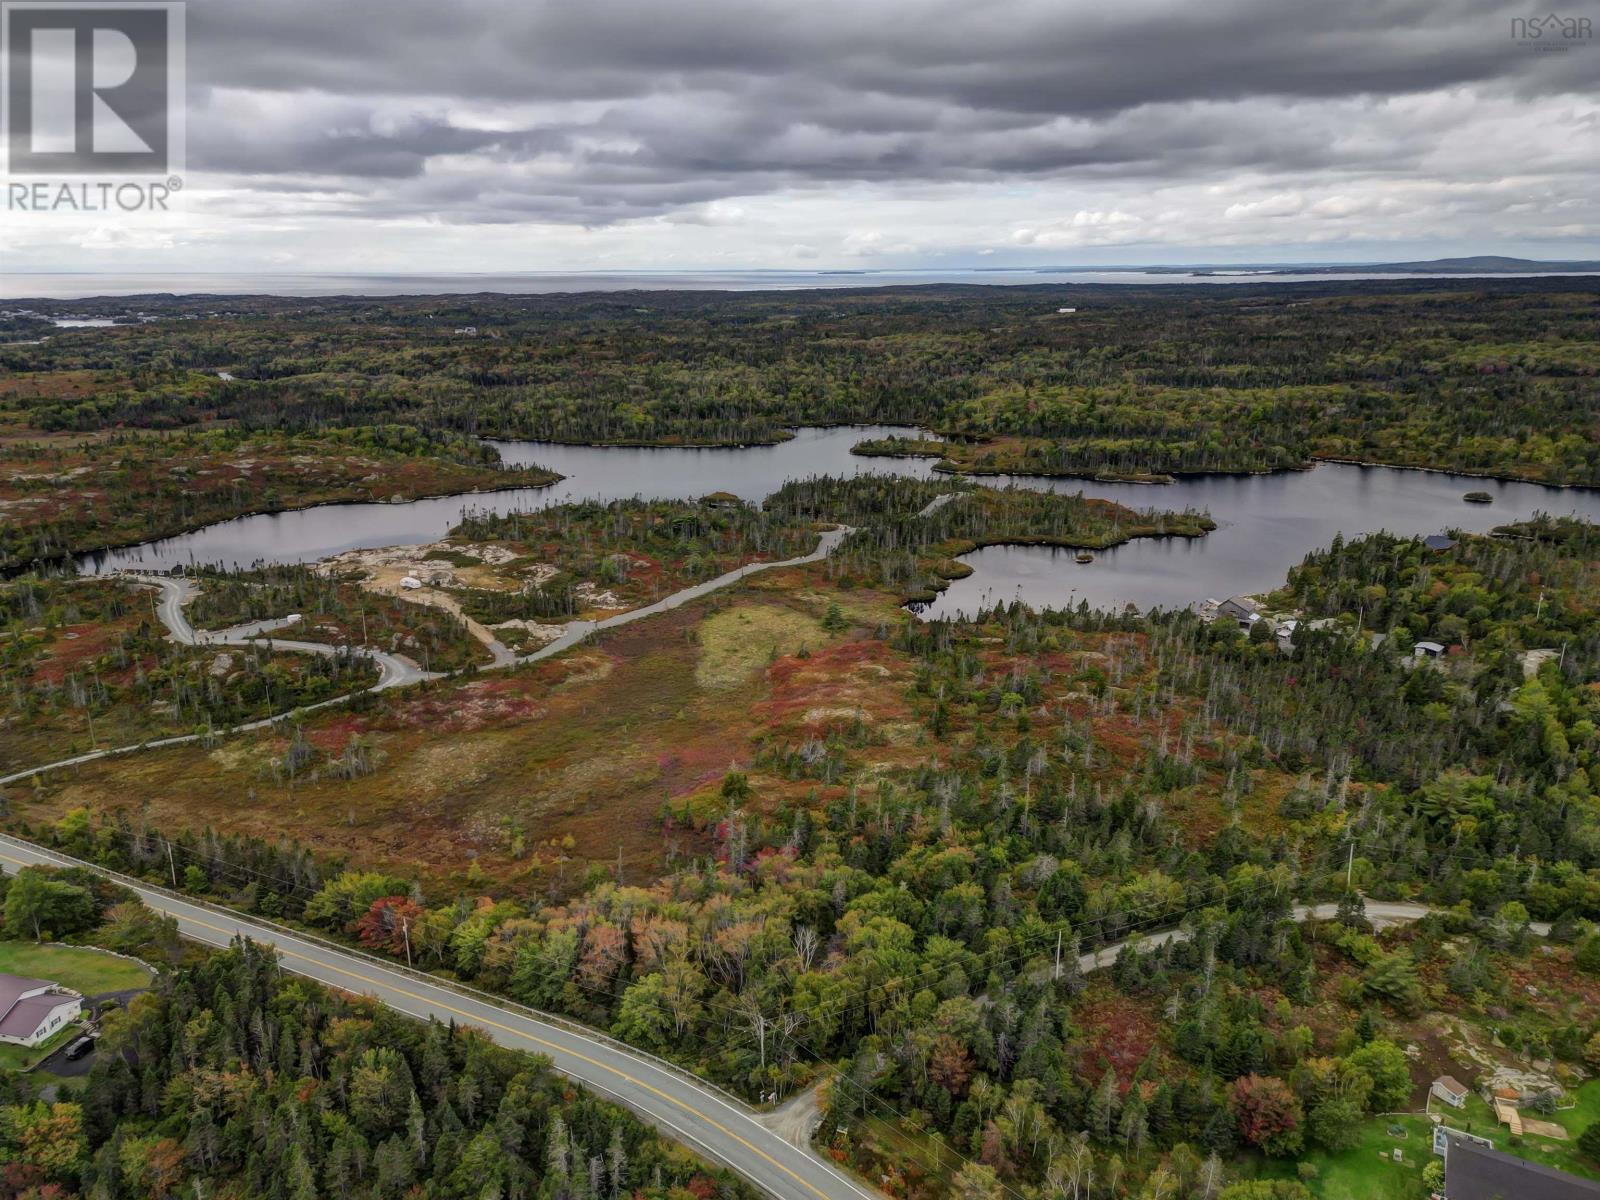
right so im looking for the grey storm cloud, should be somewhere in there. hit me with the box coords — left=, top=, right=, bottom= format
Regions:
left=175, top=0, right=1600, bottom=226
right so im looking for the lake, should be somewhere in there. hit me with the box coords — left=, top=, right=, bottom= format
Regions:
left=915, top=466, right=1600, bottom=617
left=74, top=426, right=937, bottom=574
left=74, top=428, right=1600, bottom=616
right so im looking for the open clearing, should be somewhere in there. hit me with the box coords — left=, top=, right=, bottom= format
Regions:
left=12, top=567, right=917, bottom=894
left=0, top=941, right=152, bottom=995
left=7, top=559, right=1308, bottom=904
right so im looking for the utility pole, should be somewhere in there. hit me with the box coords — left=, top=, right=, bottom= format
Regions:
left=1054, top=929, right=1063, bottom=981
left=166, top=840, right=178, bottom=888
left=1346, top=841, right=1355, bottom=891
left=401, top=915, right=413, bottom=969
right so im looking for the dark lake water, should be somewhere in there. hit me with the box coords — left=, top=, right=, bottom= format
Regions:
left=76, top=427, right=1600, bottom=616
left=75, top=426, right=936, bottom=574
left=916, top=466, right=1600, bottom=618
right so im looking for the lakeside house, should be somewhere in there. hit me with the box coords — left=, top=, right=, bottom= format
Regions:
left=1424, top=534, right=1458, bottom=552
left=1431, top=1075, right=1470, bottom=1109
left=1215, top=596, right=1260, bottom=628
left=0, top=974, right=82, bottom=1047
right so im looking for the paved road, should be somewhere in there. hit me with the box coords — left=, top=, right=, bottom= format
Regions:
left=0, top=833, right=879, bottom=1200
left=0, top=832, right=1550, bottom=1179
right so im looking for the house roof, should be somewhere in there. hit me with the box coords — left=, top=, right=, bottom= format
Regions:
left=1416, top=640, right=1446, bottom=653
left=0, top=975, right=52, bottom=1012
left=1446, top=1136, right=1600, bottom=1200
left=1435, top=1075, right=1469, bottom=1096
left=0, top=993, right=74, bottom=1039
left=1424, top=534, right=1458, bottom=551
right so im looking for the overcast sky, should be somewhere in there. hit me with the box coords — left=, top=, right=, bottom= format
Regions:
left=4, top=0, right=1598, bottom=274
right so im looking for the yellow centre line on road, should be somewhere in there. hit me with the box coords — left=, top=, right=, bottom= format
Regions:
left=0, top=851, right=848, bottom=1200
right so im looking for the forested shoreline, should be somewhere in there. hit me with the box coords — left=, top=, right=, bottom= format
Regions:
left=0, top=427, right=559, bottom=572
left=6, top=280, right=1599, bottom=485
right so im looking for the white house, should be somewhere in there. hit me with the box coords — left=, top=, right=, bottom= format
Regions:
left=0, top=974, right=82, bottom=1047
left=1432, top=1075, right=1470, bottom=1109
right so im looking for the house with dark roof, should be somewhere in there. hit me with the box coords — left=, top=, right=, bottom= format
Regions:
left=0, top=974, right=82, bottom=1047
left=1424, top=534, right=1458, bottom=552
left=1443, top=1132, right=1600, bottom=1200
left=1214, top=596, right=1260, bottom=628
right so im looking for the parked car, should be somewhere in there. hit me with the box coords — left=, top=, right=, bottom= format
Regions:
left=63, top=1035, right=95, bottom=1061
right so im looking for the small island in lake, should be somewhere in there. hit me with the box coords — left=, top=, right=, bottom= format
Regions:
left=851, top=436, right=951, bottom=459
left=1463, top=491, right=1494, bottom=504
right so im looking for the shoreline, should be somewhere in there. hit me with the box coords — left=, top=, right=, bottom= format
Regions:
left=24, top=468, right=564, bottom=578
left=899, top=518, right=1216, bottom=607
left=927, top=451, right=1594, bottom=492
left=18, top=425, right=1600, bottom=580
left=1306, top=454, right=1597, bottom=491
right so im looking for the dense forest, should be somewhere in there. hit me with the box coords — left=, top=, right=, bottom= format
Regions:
left=445, top=498, right=822, bottom=623
left=4, top=280, right=1598, bottom=484
left=0, top=426, right=554, bottom=572
left=0, top=872, right=755, bottom=1200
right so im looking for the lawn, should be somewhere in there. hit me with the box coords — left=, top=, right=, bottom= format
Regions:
left=0, top=940, right=153, bottom=996
left=1428, top=1085, right=1600, bottom=1180
left=0, top=1023, right=80, bottom=1072
left=1270, top=1112, right=1435, bottom=1200
left=1256, top=1082, right=1600, bottom=1200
